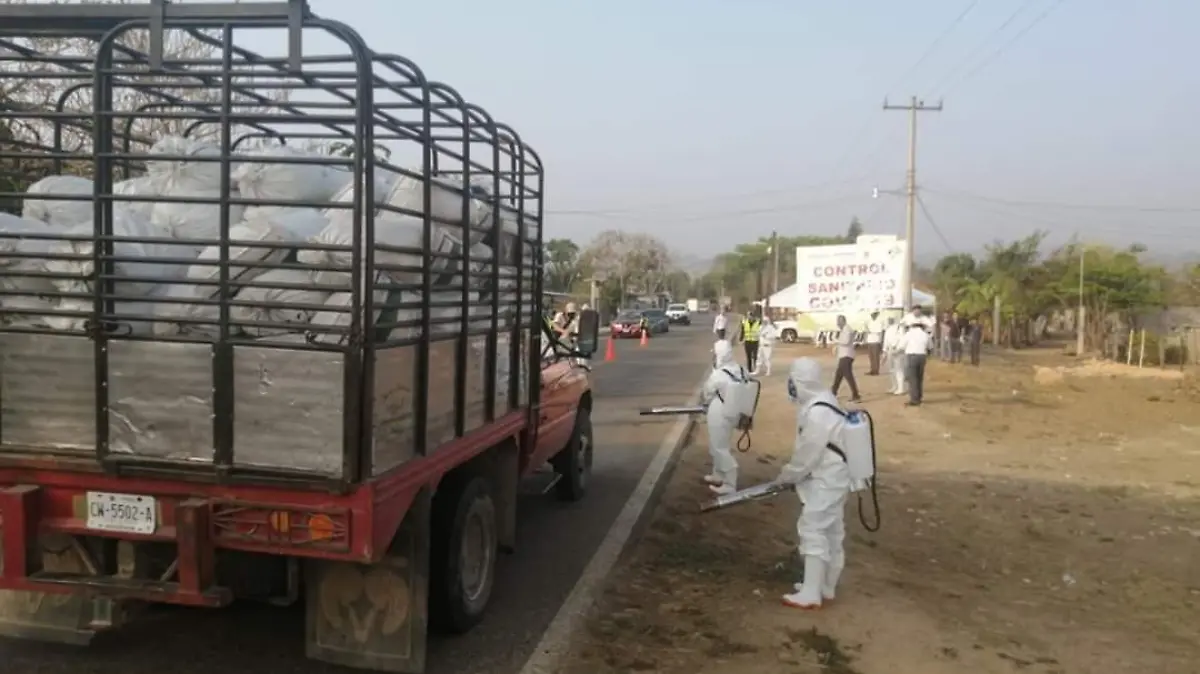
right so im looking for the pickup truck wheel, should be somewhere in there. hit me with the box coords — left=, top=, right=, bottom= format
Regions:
left=430, top=476, right=497, bottom=634
left=552, top=407, right=593, bottom=502
left=782, top=329, right=798, bottom=343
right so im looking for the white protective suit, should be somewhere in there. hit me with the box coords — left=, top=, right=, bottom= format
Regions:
left=702, top=340, right=747, bottom=494
left=883, top=321, right=908, bottom=396
left=755, top=319, right=777, bottom=376
left=777, top=358, right=853, bottom=610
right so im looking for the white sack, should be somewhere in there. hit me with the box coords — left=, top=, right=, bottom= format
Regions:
left=242, top=206, right=330, bottom=240
left=45, top=216, right=188, bottom=297
left=232, top=145, right=349, bottom=203
left=44, top=297, right=157, bottom=335
left=146, top=136, right=222, bottom=187
left=231, top=268, right=331, bottom=337
left=22, top=175, right=94, bottom=227
left=152, top=283, right=221, bottom=337
left=112, top=175, right=166, bottom=222
left=305, top=283, right=391, bottom=345
left=298, top=213, right=459, bottom=286
left=186, top=219, right=291, bottom=294
left=150, top=185, right=247, bottom=242
left=381, top=174, right=489, bottom=236
left=0, top=212, right=60, bottom=258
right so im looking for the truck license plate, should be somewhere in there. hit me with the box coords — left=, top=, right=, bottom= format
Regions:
left=85, top=492, right=157, bottom=535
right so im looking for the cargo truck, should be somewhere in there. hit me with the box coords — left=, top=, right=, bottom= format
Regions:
left=0, top=2, right=599, bottom=672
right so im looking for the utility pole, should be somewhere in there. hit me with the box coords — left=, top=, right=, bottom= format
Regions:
left=771, top=230, right=780, bottom=294
left=883, top=95, right=942, bottom=311
left=1076, top=247, right=1086, bottom=355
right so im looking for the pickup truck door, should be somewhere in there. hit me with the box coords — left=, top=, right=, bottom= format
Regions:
left=529, top=356, right=585, bottom=471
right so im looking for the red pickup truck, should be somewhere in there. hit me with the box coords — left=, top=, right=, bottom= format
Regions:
left=0, top=2, right=598, bottom=672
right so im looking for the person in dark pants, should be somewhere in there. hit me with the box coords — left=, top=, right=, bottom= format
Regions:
left=830, top=315, right=861, bottom=402
left=739, top=310, right=763, bottom=373
left=967, top=316, right=983, bottom=365
left=947, top=311, right=964, bottom=363
left=902, top=310, right=932, bottom=406
left=864, top=310, right=885, bottom=375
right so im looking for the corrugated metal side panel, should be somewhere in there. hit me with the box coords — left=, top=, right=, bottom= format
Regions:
left=108, top=340, right=214, bottom=462
left=0, top=333, right=95, bottom=452
left=233, top=346, right=344, bottom=476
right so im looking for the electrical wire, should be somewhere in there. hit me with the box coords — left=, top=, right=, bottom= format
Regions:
left=921, top=186, right=1200, bottom=214
left=547, top=193, right=865, bottom=221
left=924, top=0, right=1045, bottom=96
left=915, top=192, right=955, bottom=252
left=939, top=0, right=1069, bottom=97
left=891, top=0, right=984, bottom=94
left=545, top=175, right=872, bottom=216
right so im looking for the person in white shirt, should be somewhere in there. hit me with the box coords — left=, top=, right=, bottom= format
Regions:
left=830, top=315, right=861, bottom=402
left=901, top=309, right=932, bottom=406
left=713, top=306, right=729, bottom=340
left=881, top=318, right=907, bottom=396
left=863, top=311, right=886, bottom=376
left=754, top=316, right=778, bottom=376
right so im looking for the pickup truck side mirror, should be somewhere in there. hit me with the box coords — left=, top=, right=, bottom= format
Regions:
left=574, top=309, right=600, bottom=357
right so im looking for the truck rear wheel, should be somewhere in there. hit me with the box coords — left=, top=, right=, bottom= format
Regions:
left=552, top=407, right=593, bottom=502
left=430, top=475, right=497, bottom=635
left=782, top=328, right=798, bottom=343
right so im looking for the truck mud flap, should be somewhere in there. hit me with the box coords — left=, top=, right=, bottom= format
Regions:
left=306, top=491, right=430, bottom=673
left=0, top=534, right=96, bottom=645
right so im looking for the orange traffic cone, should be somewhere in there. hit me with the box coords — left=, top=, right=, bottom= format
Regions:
left=605, top=336, right=616, bottom=362
left=639, top=329, right=649, bottom=347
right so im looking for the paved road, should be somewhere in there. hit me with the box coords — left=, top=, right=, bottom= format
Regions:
left=1, top=317, right=718, bottom=674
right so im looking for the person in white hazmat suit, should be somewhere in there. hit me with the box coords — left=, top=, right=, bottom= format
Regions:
left=702, top=340, right=750, bottom=495
left=777, top=357, right=856, bottom=610
left=882, top=318, right=907, bottom=396
left=753, top=316, right=778, bottom=376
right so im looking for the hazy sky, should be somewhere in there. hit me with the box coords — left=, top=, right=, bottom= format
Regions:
left=284, top=0, right=1197, bottom=262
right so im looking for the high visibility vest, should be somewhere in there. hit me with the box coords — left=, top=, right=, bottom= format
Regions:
left=742, top=319, right=761, bottom=342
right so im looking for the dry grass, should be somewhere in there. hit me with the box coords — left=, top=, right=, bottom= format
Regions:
left=562, top=344, right=1200, bottom=674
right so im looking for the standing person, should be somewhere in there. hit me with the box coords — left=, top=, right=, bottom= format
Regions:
left=947, top=310, right=964, bottom=363
left=882, top=317, right=907, bottom=396
left=967, top=315, right=983, bottom=366
left=864, top=310, right=886, bottom=375
left=739, top=309, right=763, bottom=373
left=829, top=315, right=861, bottom=402
left=903, top=309, right=932, bottom=406
left=755, top=316, right=778, bottom=376
left=777, top=358, right=853, bottom=610
left=702, top=340, right=747, bottom=495
left=713, top=306, right=729, bottom=340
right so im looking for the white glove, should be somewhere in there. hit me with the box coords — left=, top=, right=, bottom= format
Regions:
left=775, top=464, right=806, bottom=485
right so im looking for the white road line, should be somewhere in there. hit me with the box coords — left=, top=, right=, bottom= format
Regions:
left=518, top=368, right=710, bottom=674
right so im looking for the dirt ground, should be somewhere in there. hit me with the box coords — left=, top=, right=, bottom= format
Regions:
left=562, top=343, right=1200, bottom=674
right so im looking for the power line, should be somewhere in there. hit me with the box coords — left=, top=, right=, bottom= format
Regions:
left=939, top=0, right=1069, bottom=96
left=921, top=186, right=1200, bottom=213
left=547, top=194, right=864, bottom=222
left=915, top=192, right=955, bottom=252
left=925, top=0, right=1044, bottom=96
left=889, top=0, right=983, bottom=94
left=544, top=175, right=872, bottom=216
left=824, top=0, right=985, bottom=181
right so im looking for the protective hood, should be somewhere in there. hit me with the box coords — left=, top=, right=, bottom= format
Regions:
left=713, top=340, right=735, bottom=369
left=787, top=357, right=824, bottom=405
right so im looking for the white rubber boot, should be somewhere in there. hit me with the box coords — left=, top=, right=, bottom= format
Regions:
left=823, top=554, right=844, bottom=601
left=708, top=468, right=738, bottom=495
left=782, top=556, right=826, bottom=610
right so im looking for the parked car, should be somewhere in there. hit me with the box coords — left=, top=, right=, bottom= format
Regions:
left=642, top=308, right=671, bottom=334
left=665, top=303, right=691, bottom=325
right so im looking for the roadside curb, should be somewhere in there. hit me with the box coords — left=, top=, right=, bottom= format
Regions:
left=518, top=369, right=710, bottom=674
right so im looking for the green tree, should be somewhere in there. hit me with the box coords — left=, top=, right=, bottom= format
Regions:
left=844, top=216, right=864, bottom=242
left=544, top=238, right=583, bottom=292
